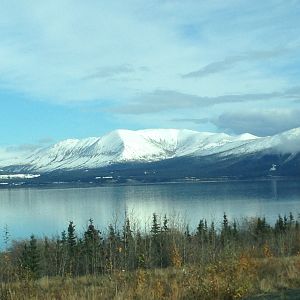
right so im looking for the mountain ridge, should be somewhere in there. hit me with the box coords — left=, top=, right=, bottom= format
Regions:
left=1, top=128, right=300, bottom=179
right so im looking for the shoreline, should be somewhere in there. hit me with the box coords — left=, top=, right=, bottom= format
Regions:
left=0, top=175, right=300, bottom=190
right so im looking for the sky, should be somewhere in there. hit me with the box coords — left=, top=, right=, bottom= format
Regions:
left=0, top=0, right=300, bottom=151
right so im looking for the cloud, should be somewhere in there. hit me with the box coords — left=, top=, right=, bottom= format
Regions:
left=173, top=109, right=300, bottom=136
left=113, top=90, right=204, bottom=114
left=182, top=49, right=287, bottom=78
left=113, top=87, right=300, bottom=115
left=37, top=137, right=54, bottom=144
left=0, top=0, right=300, bottom=145
left=6, top=144, right=41, bottom=153
left=213, top=109, right=300, bottom=136
left=82, top=65, right=135, bottom=80
left=0, top=0, right=299, bottom=106
left=0, top=146, right=29, bottom=166
left=171, top=118, right=210, bottom=124
left=5, top=137, right=54, bottom=153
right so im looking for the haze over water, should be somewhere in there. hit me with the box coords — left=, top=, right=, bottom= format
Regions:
left=0, top=180, right=300, bottom=246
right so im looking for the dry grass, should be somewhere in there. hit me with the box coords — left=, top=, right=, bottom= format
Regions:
left=1, top=214, right=300, bottom=299
left=1, top=255, right=300, bottom=300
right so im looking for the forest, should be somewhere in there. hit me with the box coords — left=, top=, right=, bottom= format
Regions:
left=0, top=213, right=300, bottom=299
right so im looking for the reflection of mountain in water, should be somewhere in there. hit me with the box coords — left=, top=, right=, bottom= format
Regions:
left=272, top=180, right=278, bottom=200
left=1, top=180, right=300, bottom=248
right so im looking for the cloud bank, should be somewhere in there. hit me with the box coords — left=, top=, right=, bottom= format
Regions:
left=173, top=109, right=300, bottom=136
left=113, top=88, right=300, bottom=115
left=0, top=0, right=299, bottom=106
left=182, top=49, right=287, bottom=78
left=0, top=0, right=299, bottom=144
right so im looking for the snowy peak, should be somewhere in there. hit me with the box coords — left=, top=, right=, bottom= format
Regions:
left=1, top=128, right=300, bottom=173
left=118, top=129, right=188, bottom=160
left=236, top=133, right=258, bottom=141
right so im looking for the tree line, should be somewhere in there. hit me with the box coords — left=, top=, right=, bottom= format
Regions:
left=1, top=212, right=300, bottom=281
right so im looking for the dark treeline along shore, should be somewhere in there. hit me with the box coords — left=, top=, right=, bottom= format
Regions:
left=1, top=213, right=300, bottom=299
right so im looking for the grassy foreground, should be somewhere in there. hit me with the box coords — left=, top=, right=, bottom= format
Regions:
left=1, top=256, right=300, bottom=299
left=1, top=213, right=300, bottom=299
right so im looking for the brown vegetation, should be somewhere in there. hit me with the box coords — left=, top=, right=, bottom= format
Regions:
left=0, top=213, right=300, bottom=299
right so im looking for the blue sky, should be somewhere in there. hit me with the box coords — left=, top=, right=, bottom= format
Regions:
left=0, top=0, right=300, bottom=150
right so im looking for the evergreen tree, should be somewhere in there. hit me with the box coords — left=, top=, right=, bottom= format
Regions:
left=122, top=218, right=135, bottom=270
left=275, top=215, right=285, bottom=233
left=150, top=213, right=162, bottom=267
left=106, top=224, right=120, bottom=272
left=67, top=221, right=77, bottom=275
left=43, top=237, right=52, bottom=276
left=21, top=235, right=40, bottom=279
left=136, top=229, right=146, bottom=268
left=84, top=219, right=102, bottom=247
left=67, top=221, right=77, bottom=252
left=197, top=219, right=204, bottom=237
left=162, top=214, right=169, bottom=232
left=232, top=220, right=238, bottom=239
left=284, top=215, right=288, bottom=229
left=222, top=213, right=229, bottom=231
left=84, top=219, right=103, bottom=274
left=150, top=213, right=160, bottom=236
left=123, top=218, right=133, bottom=247
left=56, top=230, right=68, bottom=276
left=196, top=219, right=208, bottom=243
left=184, top=225, right=191, bottom=242
left=288, top=212, right=294, bottom=228
left=255, top=217, right=270, bottom=237
left=3, top=224, right=9, bottom=251
left=221, top=213, right=231, bottom=246
left=29, top=235, right=40, bottom=277
left=208, top=222, right=217, bottom=261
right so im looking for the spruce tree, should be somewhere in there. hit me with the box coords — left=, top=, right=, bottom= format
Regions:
left=150, top=213, right=160, bottom=236
left=196, top=219, right=207, bottom=242
left=29, top=235, right=40, bottom=277
left=43, top=237, right=51, bottom=276
left=275, top=215, right=285, bottom=233
left=288, top=212, right=294, bottom=228
left=122, top=218, right=134, bottom=270
left=150, top=213, right=162, bottom=267
left=107, top=224, right=119, bottom=272
left=21, top=235, right=40, bottom=279
left=67, top=221, right=77, bottom=275
left=136, top=229, right=146, bottom=268
left=208, top=221, right=217, bottom=261
left=67, top=221, right=77, bottom=254
left=84, top=219, right=103, bottom=274
left=162, top=214, right=169, bottom=232
left=221, top=213, right=231, bottom=246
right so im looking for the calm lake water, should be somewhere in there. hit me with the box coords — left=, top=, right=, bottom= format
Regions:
left=0, top=180, right=300, bottom=245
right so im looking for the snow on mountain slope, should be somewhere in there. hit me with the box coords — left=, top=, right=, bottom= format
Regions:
left=215, top=127, right=300, bottom=157
left=1, top=128, right=299, bottom=172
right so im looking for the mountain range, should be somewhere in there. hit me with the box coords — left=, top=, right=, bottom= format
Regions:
left=1, top=128, right=300, bottom=185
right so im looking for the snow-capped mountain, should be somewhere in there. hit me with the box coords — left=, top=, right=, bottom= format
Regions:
left=1, top=128, right=300, bottom=178
left=22, top=129, right=259, bottom=171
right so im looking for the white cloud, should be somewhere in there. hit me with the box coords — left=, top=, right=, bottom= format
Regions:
left=112, top=87, right=300, bottom=115
left=181, top=49, right=288, bottom=78
left=0, top=0, right=299, bottom=107
left=213, top=109, right=300, bottom=136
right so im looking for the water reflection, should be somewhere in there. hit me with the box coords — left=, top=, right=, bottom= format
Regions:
left=271, top=179, right=278, bottom=200
left=0, top=180, right=299, bottom=245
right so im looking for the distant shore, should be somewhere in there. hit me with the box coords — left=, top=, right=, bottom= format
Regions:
left=0, top=175, right=299, bottom=190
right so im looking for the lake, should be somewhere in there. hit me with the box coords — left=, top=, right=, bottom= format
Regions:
left=0, top=179, right=300, bottom=246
